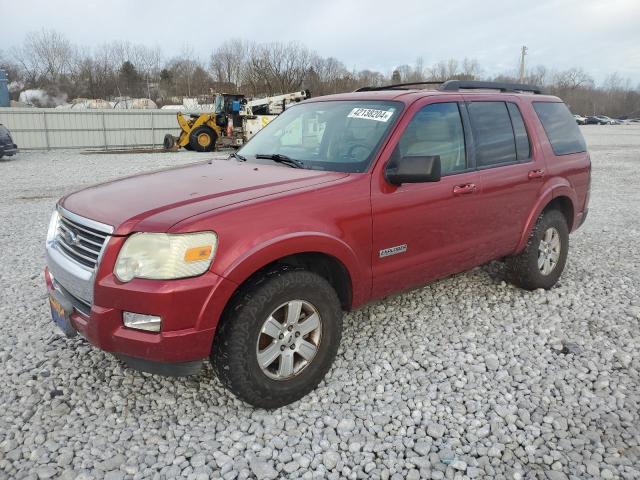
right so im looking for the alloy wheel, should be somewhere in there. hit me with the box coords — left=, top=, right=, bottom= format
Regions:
left=538, top=227, right=561, bottom=275
left=255, top=300, right=322, bottom=380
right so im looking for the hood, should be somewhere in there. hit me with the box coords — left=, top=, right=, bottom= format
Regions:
left=61, top=159, right=348, bottom=235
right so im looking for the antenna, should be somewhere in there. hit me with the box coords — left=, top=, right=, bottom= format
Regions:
left=519, top=46, right=528, bottom=83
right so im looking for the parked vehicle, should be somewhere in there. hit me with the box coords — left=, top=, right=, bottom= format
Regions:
left=585, top=115, right=608, bottom=125
left=573, top=114, right=586, bottom=125
left=45, top=80, right=591, bottom=408
left=0, top=124, right=18, bottom=159
left=599, top=115, right=620, bottom=125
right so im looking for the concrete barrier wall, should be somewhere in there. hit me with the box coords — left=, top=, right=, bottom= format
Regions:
left=0, top=108, right=182, bottom=150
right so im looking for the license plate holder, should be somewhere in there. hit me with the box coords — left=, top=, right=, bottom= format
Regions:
left=49, top=291, right=77, bottom=338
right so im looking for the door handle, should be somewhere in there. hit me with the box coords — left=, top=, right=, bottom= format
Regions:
left=453, top=183, right=477, bottom=195
left=528, top=169, right=545, bottom=179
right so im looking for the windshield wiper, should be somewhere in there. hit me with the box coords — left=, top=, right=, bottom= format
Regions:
left=256, top=153, right=304, bottom=169
left=229, top=151, right=247, bottom=161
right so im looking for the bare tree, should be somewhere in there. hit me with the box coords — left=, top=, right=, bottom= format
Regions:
left=460, top=58, right=481, bottom=80
left=242, top=42, right=272, bottom=95
left=176, top=45, right=200, bottom=96
left=11, top=29, right=77, bottom=84
left=306, top=56, right=351, bottom=95
left=4, top=29, right=640, bottom=117
left=356, top=69, right=385, bottom=89
left=209, top=39, right=248, bottom=91
left=429, top=59, right=459, bottom=81
left=523, top=65, right=547, bottom=86
left=263, top=42, right=313, bottom=94
left=552, top=67, right=594, bottom=90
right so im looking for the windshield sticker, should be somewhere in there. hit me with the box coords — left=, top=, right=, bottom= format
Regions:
left=348, top=108, right=394, bottom=122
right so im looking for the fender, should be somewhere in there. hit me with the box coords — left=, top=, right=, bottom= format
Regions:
left=551, top=184, right=579, bottom=228
left=214, top=231, right=369, bottom=308
left=515, top=178, right=578, bottom=253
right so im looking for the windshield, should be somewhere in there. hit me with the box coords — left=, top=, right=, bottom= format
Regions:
left=238, top=100, right=402, bottom=173
left=214, top=94, right=224, bottom=114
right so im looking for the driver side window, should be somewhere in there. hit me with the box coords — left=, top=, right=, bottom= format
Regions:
left=397, top=102, right=467, bottom=175
left=279, top=114, right=325, bottom=149
left=279, top=117, right=302, bottom=146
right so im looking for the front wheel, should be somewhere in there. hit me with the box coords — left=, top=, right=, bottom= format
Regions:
left=211, top=269, right=343, bottom=408
left=189, top=126, right=217, bottom=152
left=506, top=209, right=569, bottom=290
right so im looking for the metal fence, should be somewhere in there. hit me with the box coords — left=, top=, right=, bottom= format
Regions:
left=0, top=108, right=182, bottom=150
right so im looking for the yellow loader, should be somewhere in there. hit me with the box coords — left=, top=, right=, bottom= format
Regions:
left=163, top=111, right=225, bottom=152
left=163, top=90, right=311, bottom=152
left=163, top=93, right=243, bottom=152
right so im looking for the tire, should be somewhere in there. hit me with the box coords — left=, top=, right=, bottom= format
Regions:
left=163, top=134, right=175, bottom=150
left=211, top=268, right=343, bottom=408
left=189, top=126, right=217, bottom=152
left=506, top=209, right=569, bottom=290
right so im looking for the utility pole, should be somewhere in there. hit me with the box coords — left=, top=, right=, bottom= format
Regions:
left=519, top=46, right=528, bottom=83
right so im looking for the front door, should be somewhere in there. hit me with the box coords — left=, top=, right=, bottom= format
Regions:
left=370, top=98, right=485, bottom=298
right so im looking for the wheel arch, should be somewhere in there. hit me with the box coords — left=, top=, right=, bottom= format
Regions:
left=229, top=251, right=353, bottom=311
left=204, top=249, right=355, bottom=352
left=543, top=196, right=575, bottom=230
left=515, top=183, right=578, bottom=253
left=197, top=233, right=367, bottom=343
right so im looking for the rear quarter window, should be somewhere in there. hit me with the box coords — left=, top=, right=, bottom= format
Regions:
left=533, top=102, right=587, bottom=155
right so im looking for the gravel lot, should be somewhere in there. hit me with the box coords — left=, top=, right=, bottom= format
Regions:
left=1, top=126, right=639, bottom=480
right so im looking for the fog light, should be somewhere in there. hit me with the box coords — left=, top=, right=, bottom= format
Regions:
left=123, top=312, right=161, bottom=332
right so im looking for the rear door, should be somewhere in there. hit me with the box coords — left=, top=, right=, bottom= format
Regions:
left=461, top=97, right=547, bottom=263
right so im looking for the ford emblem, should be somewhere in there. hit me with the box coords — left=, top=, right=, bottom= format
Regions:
left=64, top=229, right=79, bottom=246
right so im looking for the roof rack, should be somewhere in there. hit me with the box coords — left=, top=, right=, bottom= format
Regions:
left=355, top=79, right=544, bottom=94
left=355, top=81, right=443, bottom=92
left=440, top=80, right=543, bottom=94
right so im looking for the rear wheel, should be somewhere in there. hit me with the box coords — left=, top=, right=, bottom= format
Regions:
left=189, top=126, right=217, bottom=152
left=163, top=134, right=176, bottom=150
left=506, top=209, right=569, bottom=290
left=211, top=269, right=343, bottom=408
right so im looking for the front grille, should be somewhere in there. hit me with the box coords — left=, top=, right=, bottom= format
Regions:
left=55, top=212, right=110, bottom=270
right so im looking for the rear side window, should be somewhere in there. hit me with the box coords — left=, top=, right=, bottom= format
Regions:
left=533, top=102, right=587, bottom=155
left=506, top=103, right=530, bottom=160
left=467, top=102, right=517, bottom=167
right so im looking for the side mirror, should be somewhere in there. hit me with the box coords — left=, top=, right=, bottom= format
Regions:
left=385, top=155, right=441, bottom=185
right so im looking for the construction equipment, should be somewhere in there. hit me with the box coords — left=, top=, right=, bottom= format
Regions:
left=163, top=90, right=310, bottom=152
left=0, top=69, right=9, bottom=107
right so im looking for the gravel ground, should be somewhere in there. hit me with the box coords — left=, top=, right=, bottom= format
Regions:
left=1, top=126, right=639, bottom=480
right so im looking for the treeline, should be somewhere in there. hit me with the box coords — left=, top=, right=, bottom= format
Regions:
left=1, top=30, right=639, bottom=117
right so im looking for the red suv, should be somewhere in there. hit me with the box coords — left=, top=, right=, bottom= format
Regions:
left=45, top=81, right=590, bottom=408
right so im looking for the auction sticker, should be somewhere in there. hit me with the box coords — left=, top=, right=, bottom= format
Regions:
left=348, top=108, right=394, bottom=122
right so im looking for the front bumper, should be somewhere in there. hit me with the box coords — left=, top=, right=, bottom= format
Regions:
left=44, top=265, right=238, bottom=373
left=0, top=144, right=17, bottom=157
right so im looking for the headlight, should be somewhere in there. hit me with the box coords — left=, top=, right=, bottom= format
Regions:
left=46, top=210, right=60, bottom=243
left=114, top=232, right=217, bottom=282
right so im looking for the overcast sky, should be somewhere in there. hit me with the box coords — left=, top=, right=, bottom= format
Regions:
left=1, top=0, right=639, bottom=85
